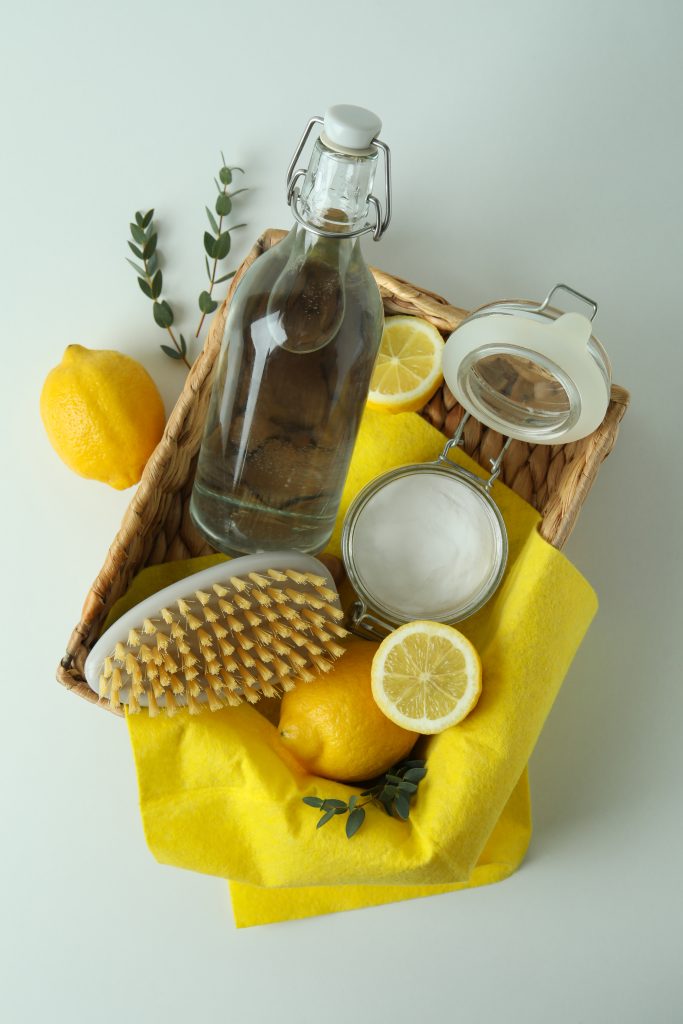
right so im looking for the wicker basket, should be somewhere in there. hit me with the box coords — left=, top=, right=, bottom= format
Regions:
left=57, top=228, right=629, bottom=715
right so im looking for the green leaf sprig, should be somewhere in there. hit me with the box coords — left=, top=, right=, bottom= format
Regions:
left=126, top=210, right=190, bottom=368
left=303, top=759, right=427, bottom=839
left=196, top=155, right=247, bottom=338
left=127, top=154, right=247, bottom=368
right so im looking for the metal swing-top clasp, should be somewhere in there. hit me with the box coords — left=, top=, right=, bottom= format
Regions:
left=285, top=113, right=392, bottom=241
left=437, top=413, right=513, bottom=492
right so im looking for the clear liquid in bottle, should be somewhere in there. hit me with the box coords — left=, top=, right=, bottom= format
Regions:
left=190, top=107, right=388, bottom=555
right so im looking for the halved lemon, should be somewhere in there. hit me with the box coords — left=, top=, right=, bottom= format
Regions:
left=371, top=621, right=482, bottom=734
left=367, top=315, right=445, bottom=413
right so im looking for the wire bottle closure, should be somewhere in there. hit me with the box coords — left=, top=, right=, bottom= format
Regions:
left=286, top=115, right=392, bottom=240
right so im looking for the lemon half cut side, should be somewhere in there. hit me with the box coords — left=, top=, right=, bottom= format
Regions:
left=367, top=315, right=445, bottom=413
left=371, top=621, right=482, bottom=734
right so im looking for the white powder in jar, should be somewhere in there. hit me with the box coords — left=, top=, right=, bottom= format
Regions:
left=351, top=470, right=501, bottom=620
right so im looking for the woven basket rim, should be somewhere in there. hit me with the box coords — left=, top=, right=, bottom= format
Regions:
left=56, top=227, right=629, bottom=715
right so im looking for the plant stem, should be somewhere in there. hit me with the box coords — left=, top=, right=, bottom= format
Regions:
left=166, top=326, right=191, bottom=369
left=141, top=255, right=191, bottom=369
left=194, top=174, right=246, bottom=340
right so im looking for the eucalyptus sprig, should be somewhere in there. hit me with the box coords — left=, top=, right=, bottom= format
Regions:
left=303, top=759, right=427, bottom=839
left=196, top=155, right=247, bottom=338
left=127, top=155, right=247, bottom=369
left=126, top=210, right=190, bottom=368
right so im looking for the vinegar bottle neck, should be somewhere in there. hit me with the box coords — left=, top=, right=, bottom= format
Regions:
left=297, top=139, right=378, bottom=236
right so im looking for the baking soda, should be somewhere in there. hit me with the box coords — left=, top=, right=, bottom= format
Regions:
left=352, top=471, right=499, bottom=619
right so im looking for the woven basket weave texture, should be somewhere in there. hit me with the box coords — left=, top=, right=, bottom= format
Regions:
left=57, top=228, right=629, bottom=713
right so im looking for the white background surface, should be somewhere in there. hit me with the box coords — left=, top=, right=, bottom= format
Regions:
left=2, top=1, right=681, bottom=1021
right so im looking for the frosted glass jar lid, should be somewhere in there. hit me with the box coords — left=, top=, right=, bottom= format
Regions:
left=443, top=284, right=612, bottom=444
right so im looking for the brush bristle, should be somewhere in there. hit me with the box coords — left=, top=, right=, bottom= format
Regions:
left=204, top=686, right=224, bottom=712
left=165, top=690, right=179, bottom=716
left=147, top=686, right=160, bottom=717
left=248, top=572, right=269, bottom=587
left=99, top=566, right=346, bottom=716
left=303, top=572, right=326, bottom=586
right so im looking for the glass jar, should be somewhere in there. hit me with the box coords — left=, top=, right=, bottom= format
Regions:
left=342, top=283, right=612, bottom=639
left=343, top=456, right=509, bottom=636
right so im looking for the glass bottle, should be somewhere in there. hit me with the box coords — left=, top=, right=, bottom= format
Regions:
left=190, top=106, right=391, bottom=556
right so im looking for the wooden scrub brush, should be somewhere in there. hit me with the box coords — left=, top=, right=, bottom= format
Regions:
left=84, top=552, right=347, bottom=716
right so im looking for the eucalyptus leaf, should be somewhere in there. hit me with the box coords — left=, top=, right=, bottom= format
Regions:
left=348, top=795, right=358, bottom=811
left=321, top=799, right=347, bottom=810
left=198, top=290, right=218, bottom=314
left=153, top=300, right=174, bottom=328
left=394, top=792, right=411, bottom=820
left=128, top=241, right=144, bottom=259
left=126, top=258, right=146, bottom=276
left=398, top=780, right=418, bottom=794
left=317, top=809, right=336, bottom=829
left=143, top=233, right=158, bottom=259
left=302, top=796, right=324, bottom=808
left=137, top=277, right=152, bottom=299
left=215, top=193, right=232, bottom=217
left=378, top=793, right=394, bottom=815
left=142, top=209, right=154, bottom=228
left=135, top=211, right=145, bottom=228
left=130, top=223, right=146, bottom=245
left=214, top=177, right=222, bottom=193
left=214, top=271, right=236, bottom=285
left=204, top=231, right=217, bottom=258
left=219, top=166, right=232, bottom=185
left=401, top=760, right=426, bottom=769
left=151, top=269, right=162, bottom=299
left=403, top=767, right=427, bottom=783
left=179, top=333, right=187, bottom=355
left=205, top=256, right=211, bottom=279
left=213, top=231, right=231, bottom=259
left=205, top=206, right=219, bottom=234
left=385, top=775, right=403, bottom=785
left=229, top=188, right=249, bottom=198
left=160, top=344, right=182, bottom=360
left=346, top=807, right=365, bottom=838
left=147, top=251, right=159, bottom=275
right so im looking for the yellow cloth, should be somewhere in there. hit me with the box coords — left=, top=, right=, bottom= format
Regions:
left=121, top=409, right=598, bottom=927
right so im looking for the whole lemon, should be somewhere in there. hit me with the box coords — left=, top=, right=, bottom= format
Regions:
left=278, top=636, right=418, bottom=782
left=40, top=345, right=165, bottom=490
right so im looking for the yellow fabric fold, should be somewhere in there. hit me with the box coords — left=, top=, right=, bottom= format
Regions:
left=120, top=409, right=597, bottom=926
